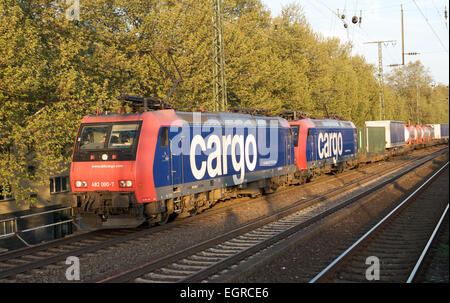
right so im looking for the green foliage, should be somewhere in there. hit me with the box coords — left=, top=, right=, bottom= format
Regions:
left=386, top=61, right=449, bottom=124
left=0, top=0, right=448, bottom=206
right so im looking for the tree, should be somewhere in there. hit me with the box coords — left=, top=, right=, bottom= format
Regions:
left=1, top=1, right=447, bottom=206
left=386, top=61, right=448, bottom=124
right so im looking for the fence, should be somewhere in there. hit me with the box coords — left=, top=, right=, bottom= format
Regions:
left=0, top=207, right=76, bottom=247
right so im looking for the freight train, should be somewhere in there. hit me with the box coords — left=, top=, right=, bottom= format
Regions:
left=70, top=107, right=448, bottom=229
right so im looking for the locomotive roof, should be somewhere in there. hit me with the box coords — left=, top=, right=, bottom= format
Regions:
left=365, top=120, right=405, bottom=125
left=175, top=111, right=290, bottom=128
left=309, top=119, right=355, bottom=128
left=83, top=110, right=290, bottom=128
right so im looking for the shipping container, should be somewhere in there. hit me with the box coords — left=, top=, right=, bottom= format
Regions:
left=428, top=124, right=435, bottom=140
left=404, top=125, right=410, bottom=143
left=357, top=126, right=385, bottom=157
left=365, top=120, right=405, bottom=148
left=405, top=124, right=416, bottom=145
left=423, top=125, right=431, bottom=142
left=410, top=125, right=418, bottom=143
left=441, top=123, right=449, bottom=139
left=416, top=125, right=424, bottom=143
left=430, top=124, right=441, bottom=139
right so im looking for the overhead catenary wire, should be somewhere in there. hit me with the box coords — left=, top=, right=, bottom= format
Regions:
left=362, top=0, right=414, bottom=14
left=309, top=0, right=399, bottom=65
left=352, top=24, right=400, bottom=65
left=267, top=0, right=447, bottom=84
left=430, top=0, right=449, bottom=32
left=286, top=0, right=446, bottom=68
left=412, top=0, right=449, bottom=53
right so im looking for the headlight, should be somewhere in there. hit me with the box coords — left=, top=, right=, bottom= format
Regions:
left=75, top=181, right=87, bottom=188
left=119, top=180, right=133, bottom=188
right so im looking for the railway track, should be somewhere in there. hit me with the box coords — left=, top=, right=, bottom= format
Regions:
left=0, top=146, right=446, bottom=282
left=0, top=228, right=144, bottom=280
left=408, top=204, right=448, bottom=283
left=412, top=211, right=449, bottom=282
left=97, top=148, right=448, bottom=283
left=309, top=163, right=449, bottom=283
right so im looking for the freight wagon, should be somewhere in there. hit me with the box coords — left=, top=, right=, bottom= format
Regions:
left=423, top=125, right=431, bottom=144
left=441, top=123, right=449, bottom=139
left=405, top=124, right=418, bottom=145
left=430, top=124, right=442, bottom=140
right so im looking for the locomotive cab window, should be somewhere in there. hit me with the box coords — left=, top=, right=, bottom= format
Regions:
left=108, top=124, right=139, bottom=148
left=291, top=125, right=300, bottom=147
left=73, top=122, right=142, bottom=162
left=160, top=127, right=169, bottom=147
left=79, top=125, right=109, bottom=150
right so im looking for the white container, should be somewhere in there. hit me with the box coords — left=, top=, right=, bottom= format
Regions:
left=365, top=120, right=405, bottom=149
left=430, top=124, right=441, bottom=139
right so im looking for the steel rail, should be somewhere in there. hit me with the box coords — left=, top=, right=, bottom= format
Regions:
left=98, top=149, right=448, bottom=283
left=309, top=161, right=449, bottom=283
left=183, top=158, right=450, bottom=283
left=2, top=147, right=433, bottom=261
left=407, top=203, right=449, bottom=283
left=0, top=157, right=388, bottom=261
left=0, top=147, right=446, bottom=281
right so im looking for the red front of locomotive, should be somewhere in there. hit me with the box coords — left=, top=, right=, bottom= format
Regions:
left=70, top=110, right=182, bottom=228
left=289, top=119, right=315, bottom=171
left=71, top=114, right=143, bottom=191
left=70, top=111, right=164, bottom=228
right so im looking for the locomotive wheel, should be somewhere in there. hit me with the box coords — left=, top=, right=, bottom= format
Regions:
left=157, top=211, right=169, bottom=225
left=201, top=200, right=212, bottom=212
left=298, top=176, right=306, bottom=184
left=184, top=201, right=198, bottom=217
left=147, top=212, right=169, bottom=225
left=189, top=208, right=198, bottom=216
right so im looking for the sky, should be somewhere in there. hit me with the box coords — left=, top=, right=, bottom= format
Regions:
left=261, top=0, right=449, bottom=85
